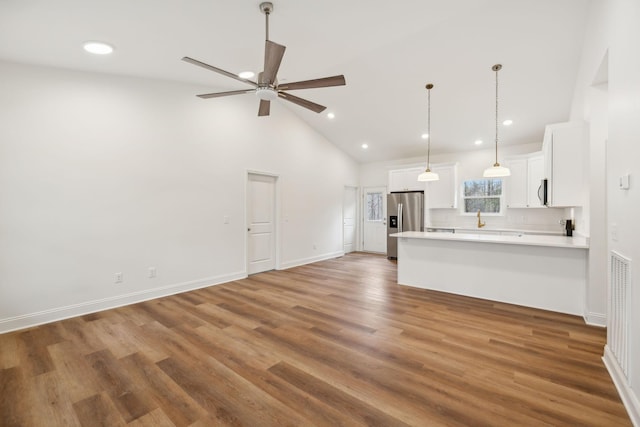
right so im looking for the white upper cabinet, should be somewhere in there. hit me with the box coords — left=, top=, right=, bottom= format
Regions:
left=542, top=122, right=586, bottom=207
left=427, top=163, right=458, bottom=209
left=504, top=152, right=544, bottom=208
left=527, top=154, right=544, bottom=207
left=388, top=167, right=425, bottom=192
left=505, top=157, right=528, bottom=208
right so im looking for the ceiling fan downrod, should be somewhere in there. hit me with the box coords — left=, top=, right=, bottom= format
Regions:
left=260, top=2, right=273, bottom=41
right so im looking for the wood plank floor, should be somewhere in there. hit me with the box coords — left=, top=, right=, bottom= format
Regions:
left=0, top=252, right=631, bottom=426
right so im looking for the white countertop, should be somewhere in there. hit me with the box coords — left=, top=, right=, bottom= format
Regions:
left=390, top=231, right=589, bottom=249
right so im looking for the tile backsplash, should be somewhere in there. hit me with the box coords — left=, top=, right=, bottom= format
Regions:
left=427, top=207, right=568, bottom=233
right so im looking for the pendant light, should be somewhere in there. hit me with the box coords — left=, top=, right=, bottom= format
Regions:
left=483, top=64, right=511, bottom=178
left=418, top=83, right=439, bottom=182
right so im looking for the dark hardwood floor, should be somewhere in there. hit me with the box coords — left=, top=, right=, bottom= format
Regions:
left=0, top=252, right=631, bottom=426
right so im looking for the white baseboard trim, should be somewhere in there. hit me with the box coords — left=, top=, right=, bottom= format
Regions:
left=603, top=345, right=640, bottom=426
left=0, top=271, right=247, bottom=334
left=584, top=311, right=607, bottom=327
left=279, top=251, right=345, bottom=270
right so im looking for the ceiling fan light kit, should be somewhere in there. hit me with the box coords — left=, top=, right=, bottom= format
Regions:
left=256, top=87, right=278, bottom=101
left=182, top=2, right=345, bottom=117
left=483, top=64, right=511, bottom=178
left=418, top=83, right=440, bottom=182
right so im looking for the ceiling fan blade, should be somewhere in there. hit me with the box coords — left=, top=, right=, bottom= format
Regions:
left=278, top=91, right=326, bottom=113
left=278, top=75, right=346, bottom=91
left=196, top=89, right=255, bottom=99
left=182, top=56, right=258, bottom=87
left=261, top=40, right=286, bottom=84
left=258, top=100, right=271, bottom=116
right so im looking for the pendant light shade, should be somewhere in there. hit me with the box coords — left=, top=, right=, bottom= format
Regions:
left=483, top=64, right=511, bottom=178
left=418, top=170, right=440, bottom=181
left=418, top=83, right=439, bottom=182
left=418, top=166, right=440, bottom=181
left=483, top=164, right=511, bottom=178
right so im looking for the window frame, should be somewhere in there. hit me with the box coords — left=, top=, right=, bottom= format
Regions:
left=460, top=178, right=505, bottom=216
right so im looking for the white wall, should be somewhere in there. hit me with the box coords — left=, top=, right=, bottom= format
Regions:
left=569, top=0, right=640, bottom=423
left=0, top=61, right=358, bottom=332
left=360, top=143, right=567, bottom=233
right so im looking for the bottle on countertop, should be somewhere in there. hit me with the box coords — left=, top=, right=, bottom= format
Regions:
left=565, top=219, right=573, bottom=237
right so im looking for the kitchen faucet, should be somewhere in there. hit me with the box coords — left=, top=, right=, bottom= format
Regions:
left=477, top=210, right=486, bottom=228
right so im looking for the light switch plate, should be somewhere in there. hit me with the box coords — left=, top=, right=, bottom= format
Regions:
left=619, top=174, right=630, bottom=190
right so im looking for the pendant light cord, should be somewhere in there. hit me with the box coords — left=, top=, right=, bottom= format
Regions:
left=493, top=64, right=501, bottom=167
left=427, top=85, right=431, bottom=169
left=483, top=64, right=510, bottom=177
left=418, top=83, right=439, bottom=181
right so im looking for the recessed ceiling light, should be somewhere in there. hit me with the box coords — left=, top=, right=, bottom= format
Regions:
left=503, top=119, right=513, bottom=126
left=421, top=133, right=429, bottom=140
left=475, top=140, right=483, bottom=145
left=238, top=71, right=255, bottom=79
left=83, top=41, right=114, bottom=55
left=361, top=143, right=369, bottom=149
left=327, top=112, right=335, bottom=119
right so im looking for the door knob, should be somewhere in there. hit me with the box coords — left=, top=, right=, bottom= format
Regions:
left=247, top=228, right=251, bottom=231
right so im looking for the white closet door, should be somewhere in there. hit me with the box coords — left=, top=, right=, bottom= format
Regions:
left=247, top=173, right=276, bottom=274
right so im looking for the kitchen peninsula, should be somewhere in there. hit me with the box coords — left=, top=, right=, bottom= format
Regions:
left=391, top=231, right=589, bottom=316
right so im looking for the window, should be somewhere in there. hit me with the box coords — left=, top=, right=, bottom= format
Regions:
left=366, top=192, right=383, bottom=221
left=463, top=179, right=503, bottom=213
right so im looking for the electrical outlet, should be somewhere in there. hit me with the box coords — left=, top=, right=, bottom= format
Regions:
left=148, top=267, right=157, bottom=278
left=313, top=243, right=317, bottom=250
left=223, top=215, right=229, bottom=224
left=114, top=272, right=123, bottom=283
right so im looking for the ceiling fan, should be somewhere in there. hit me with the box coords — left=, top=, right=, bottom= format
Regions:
left=182, top=2, right=346, bottom=117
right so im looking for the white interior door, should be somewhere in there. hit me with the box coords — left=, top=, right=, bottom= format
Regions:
left=363, top=186, right=387, bottom=253
left=247, top=173, right=276, bottom=274
left=343, top=186, right=357, bottom=253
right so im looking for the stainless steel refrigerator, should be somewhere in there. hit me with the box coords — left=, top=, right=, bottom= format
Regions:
left=387, top=191, right=424, bottom=259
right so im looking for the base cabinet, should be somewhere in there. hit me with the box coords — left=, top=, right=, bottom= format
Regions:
left=397, top=237, right=586, bottom=315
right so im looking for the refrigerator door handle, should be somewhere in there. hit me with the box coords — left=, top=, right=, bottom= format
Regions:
left=398, top=203, right=403, bottom=233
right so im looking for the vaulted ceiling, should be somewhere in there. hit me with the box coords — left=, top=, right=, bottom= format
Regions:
left=0, top=0, right=589, bottom=162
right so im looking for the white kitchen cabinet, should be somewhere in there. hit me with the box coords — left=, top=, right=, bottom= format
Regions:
left=527, top=154, right=544, bottom=207
left=504, top=152, right=544, bottom=208
left=505, top=157, right=527, bottom=208
left=542, top=122, right=586, bottom=207
left=388, top=167, right=424, bottom=192
left=427, top=163, right=458, bottom=209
